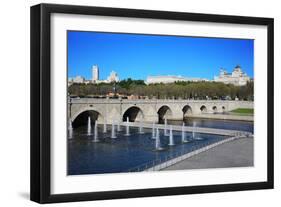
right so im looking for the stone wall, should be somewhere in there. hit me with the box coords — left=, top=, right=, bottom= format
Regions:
left=68, top=98, right=254, bottom=124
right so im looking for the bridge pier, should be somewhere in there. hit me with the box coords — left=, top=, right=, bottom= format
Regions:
left=142, top=114, right=158, bottom=123
left=170, top=105, right=184, bottom=120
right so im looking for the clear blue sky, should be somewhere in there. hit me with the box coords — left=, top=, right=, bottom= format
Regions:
left=67, top=31, right=254, bottom=80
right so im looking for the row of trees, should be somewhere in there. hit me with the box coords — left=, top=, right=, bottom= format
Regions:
left=68, top=78, right=254, bottom=101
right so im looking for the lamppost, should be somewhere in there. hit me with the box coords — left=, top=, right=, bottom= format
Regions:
left=113, top=81, right=117, bottom=97
left=68, top=93, right=72, bottom=118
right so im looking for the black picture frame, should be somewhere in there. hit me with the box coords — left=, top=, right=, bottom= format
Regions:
left=30, top=3, right=274, bottom=204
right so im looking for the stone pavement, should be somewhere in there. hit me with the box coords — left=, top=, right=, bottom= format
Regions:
left=163, top=138, right=253, bottom=170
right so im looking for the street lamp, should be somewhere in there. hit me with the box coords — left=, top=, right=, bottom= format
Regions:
left=113, top=81, right=117, bottom=97
left=68, top=93, right=72, bottom=118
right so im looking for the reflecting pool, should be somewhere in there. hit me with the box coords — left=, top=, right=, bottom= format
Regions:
left=68, top=119, right=253, bottom=175
left=171, top=118, right=253, bottom=133
left=68, top=125, right=225, bottom=175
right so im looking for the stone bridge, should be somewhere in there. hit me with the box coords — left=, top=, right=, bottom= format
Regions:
left=68, top=98, right=253, bottom=127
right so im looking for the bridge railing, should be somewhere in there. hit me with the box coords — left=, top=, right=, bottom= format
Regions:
left=127, top=139, right=219, bottom=172
left=69, top=97, right=254, bottom=105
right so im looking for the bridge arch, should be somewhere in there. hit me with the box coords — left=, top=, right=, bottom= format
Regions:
left=72, top=110, right=102, bottom=128
left=182, top=105, right=192, bottom=118
left=123, top=106, right=144, bottom=122
left=200, top=105, right=207, bottom=113
left=212, top=106, right=218, bottom=113
left=157, top=105, right=172, bottom=123
left=71, top=106, right=104, bottom=122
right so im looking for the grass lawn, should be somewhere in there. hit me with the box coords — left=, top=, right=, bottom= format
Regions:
left=231, top=108, right=254, bottom=115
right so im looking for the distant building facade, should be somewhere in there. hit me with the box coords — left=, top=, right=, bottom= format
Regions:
left=214, top=65, right=250, bottom=86
left=146, top=75, right=208, bottom=84
left=94, top=70, right=119, bottom=83
left=107, top=71, right=119, bottom=82
left=68, top=66, right=120, bottom=85
left=68, top=64, right=251, bottom=87
left=71, top=76, right=85, bottom=83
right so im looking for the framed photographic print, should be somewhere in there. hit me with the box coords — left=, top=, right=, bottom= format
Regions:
left=30, top=3, right=274, bottom=203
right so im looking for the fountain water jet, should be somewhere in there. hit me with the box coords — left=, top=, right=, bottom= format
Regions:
left=169, top=125, right=175, bottom=146
left=68, top=120, right=73, bottom=139
left=192, top=122, right=196, bottom=140
left=152, top=122, right=156, bottom=139
left=87, top=116, right=92, bottom=136
left=139, top=121, right=144, bottom=134
left=125, top=117, right=130, bottom=136
left=164, top=118, right=168, bottom=136
left=182, top=123, right=188, bottom=143
left=155, top=128, right=162, bottom=150
left=193, top=121, right=203, bottom=140
left=111, top=122, right=117, bottom=138
left=92, top=122, right=99, bottom=142
left=117, top=121, right=121, bottom=132
left=103, top=119, right=107, bottom=133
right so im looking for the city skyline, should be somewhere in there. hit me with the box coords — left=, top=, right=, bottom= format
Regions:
left=68, top=31, right=254, bottom=80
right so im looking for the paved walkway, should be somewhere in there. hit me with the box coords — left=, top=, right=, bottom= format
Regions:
left=163, top=138, right=253, bottom=170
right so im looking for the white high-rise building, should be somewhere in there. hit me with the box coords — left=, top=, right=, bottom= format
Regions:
left=92, top=65, right=99, bottom=82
